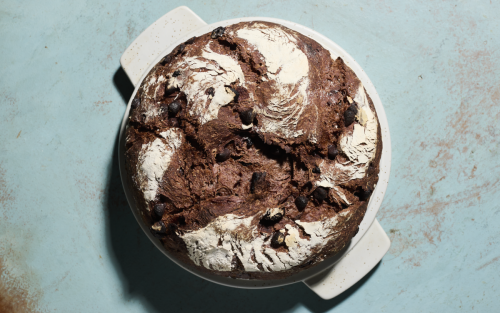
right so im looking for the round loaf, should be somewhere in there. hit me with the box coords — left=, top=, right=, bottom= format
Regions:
left=124, top=21, right=382, bottom=279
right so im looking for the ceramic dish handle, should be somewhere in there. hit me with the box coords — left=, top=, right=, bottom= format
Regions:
left=303, top=219, right=390, bottom=299
left=119, top=6, right=391, bottom=300
left=120, top=6, right=207, bottom=87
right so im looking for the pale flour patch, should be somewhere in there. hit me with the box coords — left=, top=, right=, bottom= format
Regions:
left=179, top=209, right=352, bottom=272
left=236, top=24, right=314, bottom=140
left=136, top=129, right=183, bottom=204
left=166, top=45, right=245, bottom=125
left=141, top=75, right=166, bottom=122
left=316, top=84, right=378, bottom=187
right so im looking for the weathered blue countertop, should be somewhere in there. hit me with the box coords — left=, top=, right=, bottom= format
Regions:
left=1, top=0, right=499, bottom=312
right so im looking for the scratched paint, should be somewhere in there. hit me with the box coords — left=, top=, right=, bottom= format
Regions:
left=0, top=0, right=499, bottom=312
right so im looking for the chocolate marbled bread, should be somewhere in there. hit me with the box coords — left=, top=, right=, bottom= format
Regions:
left=123, top=21, right=382, bottom=279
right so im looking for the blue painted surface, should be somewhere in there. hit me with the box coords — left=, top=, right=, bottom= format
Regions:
left=1, top=0, right=499, bottom=312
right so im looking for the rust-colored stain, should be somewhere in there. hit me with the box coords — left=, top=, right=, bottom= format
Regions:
left=381, top=179, right=499, bottom=265
left=447, top=39, right=498, bottom=145
left=15, top=131, right=21, bottom=139
left=102, top=30, right=120, bottom=69
left=126, top=20, right=136, bottom=41
left=0, top=163, right=43, bottom=313
left=429, top=176, right=446, bottom=197
left=43, top=271, right=70, bottom=292
left=476, top=256, right=500, bottom=271
left=0, top=259, right=42, bottom=313
left=375, top=0, right=393, bottom=13
left=75, top=174, right=106, bottom=203
left=0, top=163, right=15, bottom=220
left=2, top=94, right=19, bottom=123
left=93, top=100, right=113, bottom=113
left=468, top=165, right=478, bottom=179
left=383, top=10, right=500, bottom=269
left=0, top=220, right=44, bottom=313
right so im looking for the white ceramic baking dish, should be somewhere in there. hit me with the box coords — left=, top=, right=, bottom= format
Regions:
left=118, top=6, right=391, bottom=300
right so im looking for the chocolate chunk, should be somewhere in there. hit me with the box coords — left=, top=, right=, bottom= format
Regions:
left=328, top=145, right=338, bottom=160
left=312, top=167, right=321, bottom=173
left=170, top=118, right=179, bottom=127
left=303, top=181, right=313, bottom=192
left=168, top=100, right=182, bottom=115
left=166, top=222, right=178, bottom=233
left=206, top=87, right=215, bottom=97
left=178, top=44, right=185, bottom=53
left=295, top=196, right=308, bottom=210
left=211, top=26, right=225, bottom=39
left=271, top=232, right=286, bottom=248
left=131, top=98, right=140, bottom=110
left=313, top=187, right=328, bottom=201
left=185, top=37, right=196, bottom=45
left=160, top=55, right=171, bottom=65
left=153, top=203, right=166, bottom=220
left=229, top=87, right=239, bottom=101
left=344, top=103, right=357, bottom=126
left=244, top=137, right=253, bottom=148
left=250, top=172, right=266, bottom=193
left=368, top=163, right=375, bottom=175
left=216, top=148, right=231, bottom=162
left=261, top=208, right=284, bottom=225
left=173, top=215, right=186, bottom=226
left=269, top=146, right=283, bottom=158
left=240, top=109, right=255, bottom=125
left=150, top=221, right=167, bottom=238
left=355, top=188, right=373, bottom=201
left=172, top=70, right=181, bottom=77
left=165, top=85, right=177, bottom=96
left=352, top=226, right=360, bottom=237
